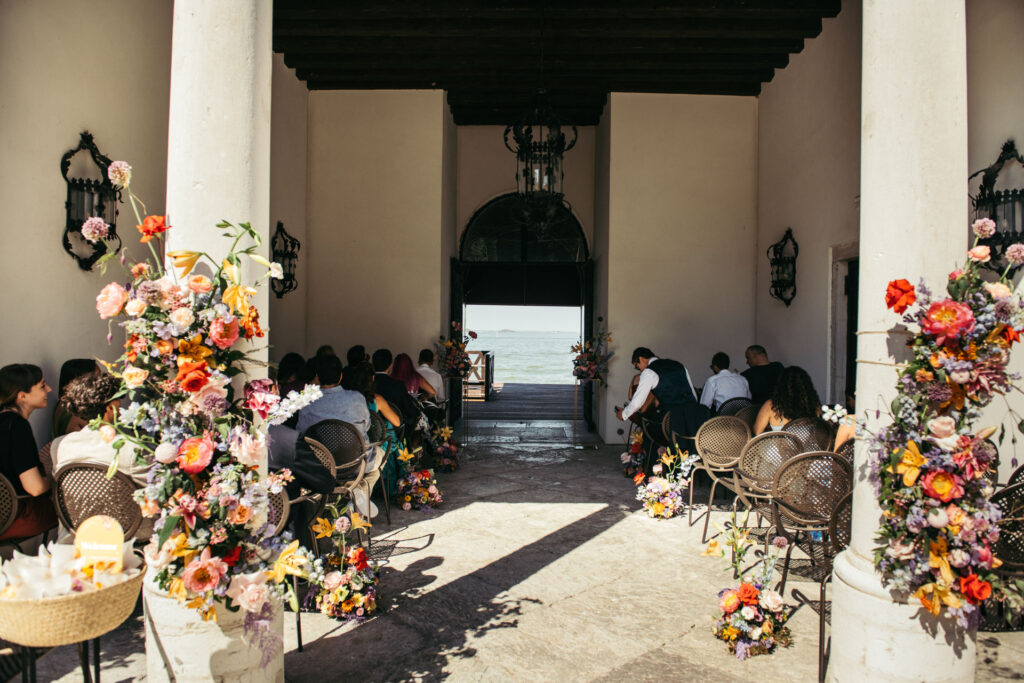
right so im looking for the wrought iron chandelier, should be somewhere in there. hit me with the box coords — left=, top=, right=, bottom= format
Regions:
left=971, top=139, right=1024, bottom=278
left=503, top=90, right=577, bottom=201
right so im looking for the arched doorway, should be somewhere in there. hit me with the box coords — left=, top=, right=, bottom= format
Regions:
left=451, top=193, right=594, bottom=426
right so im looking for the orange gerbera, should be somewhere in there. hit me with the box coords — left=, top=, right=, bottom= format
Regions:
left=137, top=215, right=170, bottom=243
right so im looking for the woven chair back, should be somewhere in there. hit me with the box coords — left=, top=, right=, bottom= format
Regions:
left=771, top=452, right=852, bottom=527
left=661, top=412, right=673, bottom=443
left=991, top=482, right=1024, bottom=574
left=737, top=431, right=803, bottom=491
left=734, top=404, right=760, bottom=430
left=304, top=438, right=338, bottom=479
left=0, top=474, right=19, bottom=539
left=303, top=419, right=364, bottom=468
left=695, top=416, right=750, bottom=469
left=716, top=396, right=752, bottom=417
left=835, top=437, right=855, bottom=465
left=1007, top=463, right=1024, bottom=488
left=368, top=410, right=387, bottom=444
left=54, top=463, right=142, bottom=538
left=782, top=417, right=834, bottom=451
left=829, top=492, right=854, bottom=555
left=267, top=489, right=290, bottom=536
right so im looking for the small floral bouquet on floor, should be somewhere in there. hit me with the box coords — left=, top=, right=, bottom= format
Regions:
left=571, top=317, right=614, bottom=385
left=620, top=430, right=644, bottom=478
left=703, top=511, right=793, bottom=659
left=306, top=503, right=380, bottom=621
left=635, top=444, right=699, bottom=519
left=436, top=321, right=477, bottom=379
left=396, top=468, right=443, bottom=510
left=433, top=425, right=460, bottom=473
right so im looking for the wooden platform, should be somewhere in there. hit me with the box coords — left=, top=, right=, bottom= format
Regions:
left=461, top=382, right=577, bottom=420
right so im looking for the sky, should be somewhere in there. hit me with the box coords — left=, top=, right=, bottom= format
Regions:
left=466, top=305, right=581, bottom=332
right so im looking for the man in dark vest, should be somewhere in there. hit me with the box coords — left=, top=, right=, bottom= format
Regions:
left=616, top=347, right=709, bottom=469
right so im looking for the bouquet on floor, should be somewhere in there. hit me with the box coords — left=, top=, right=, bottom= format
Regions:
left=307, top=504, right=380, bottom=621
left=703, top=512, right=793, bottom=659
left=620, top=430, right=644, bottom=478
left=872, top=218, right=1024, bottom=625
left=433, top=424, right=460, bottom=473
left=635, top=444, right=699, bottom=519
left=436, top=321, right=476, bottom=379
left=396, top=466, right=443, bottom=510
left=89, top=161, right=320, bottom=658
left=571, top=317, right=614, bottom=385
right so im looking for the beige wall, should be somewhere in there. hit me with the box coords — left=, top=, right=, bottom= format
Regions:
left=0, top=0, right=171, bottom=441
left=600, top=93, right=758, bottom=441
left=756, top=1, right=862, bottom=402
left=268, top=54, right=309, bottom=362
left=305, top=90, right=448, bottom=359
left=440, top=104, right=457, bottom=331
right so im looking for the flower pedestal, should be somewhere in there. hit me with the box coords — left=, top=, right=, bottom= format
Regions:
left=144, top=570, right=284, bottom=682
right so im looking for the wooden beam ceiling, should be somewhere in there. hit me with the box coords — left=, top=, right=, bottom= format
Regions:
left=273, top=1, right=841, bottom=125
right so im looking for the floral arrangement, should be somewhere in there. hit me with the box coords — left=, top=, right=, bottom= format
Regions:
left=635, top=445, right=699, bottom=519
left=396, top=468, right=443, bottom=510
left=873, top=217, right=1024, bottom=625
left=433, top=425, right=460, bottom=473
left=307, top=504, right=380, bottom=621
left=89, top=162, right=321, bottom=656
left=703, top=511, right=793, bottom=659
left=571, top=317, right=614, bottom=385
left=620, top=429, right=644, bottom=478
left=436, top=321, right=477, bottom=379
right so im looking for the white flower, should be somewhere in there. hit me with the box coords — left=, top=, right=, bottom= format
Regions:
left=927, top=507, right=949, bottom=528
left=749, top=627, right=762, bottom=640
left=821, top=404, right=847, bottom=423
left=269, top=262, right=283, bottom=279
left=107, top=161, right=132, bottom=187
left=154, top=442, right=178, bottom=464
left=125, top=298, right=146, bottom=317
left=740, top=605, right=757, bottom=621
left=98, top=425, right=117, bottom=443
left=758, top=589, right=784, bottom=612
left=169, top=307, right=195, bottom=329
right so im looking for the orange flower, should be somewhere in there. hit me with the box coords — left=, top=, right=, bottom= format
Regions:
left=719, top=590, right=740, bottom=614
left=921, top=470, right=964, bottom=503
left=959, top=573, right=992, bottom=605
left=633, top=472, right=646, bottom=485
left=914, top=369, right=934, bottom=383
left=175, top=360, right=210, bottom=393
left=737, top=582, right=760, bottom=606
left=885, top=279, right=916, bottom=313
left=137, top=215, right=170, bottom=243
left=155, top=340, right=174, bottom=356
left=1005, top=326, right=1022, bottom=346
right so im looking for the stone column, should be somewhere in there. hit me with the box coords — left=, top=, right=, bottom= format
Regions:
left=164, top=0, right=272, bottom=369
left=830, top=2, right=970, bottom=681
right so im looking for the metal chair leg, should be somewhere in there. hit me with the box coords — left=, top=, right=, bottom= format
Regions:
left=688, top=466, right=703, bottom=526
left=93, top=636, right=101, bottom=683
left=700, top=479, right=719, bottom=544
left=777, top=541, right=795, bottom=596
left=22, top=645, right=36, bottom=683
left=819, top=572, right=831, bottom=683
left=381, top=476, right=391, bottom=526
left=293, top=574, right=303, bottom=653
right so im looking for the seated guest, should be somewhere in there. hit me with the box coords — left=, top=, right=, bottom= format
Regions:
left=390, top=353, right=436, bottom=398
left=296, top=355, right=370, bottom=440
left=275, top=352, right=308, bottom=397
left=417, top=349, right=446, bottom=401
left=699, top=352, right=751, bottom=412
left=51, top=358, right=98, bottom=438
left=371, top=349, right=420, bottom=424
left=753, top=366, right=821, bottom=434
left=268, top=417, right=336, bottom=547
left=0, top=364, right=57, bottom=542
left=315, top=344, right=336, bottom=358
left=50, top=371, right=149, bottom=483
left=345, top=344, right=369, bottom=370
left=741, top=345, right=785, bottom=404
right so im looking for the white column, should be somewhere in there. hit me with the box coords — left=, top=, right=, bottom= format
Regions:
left=164, top=0, right=273, bottom=370
left=830, top=2, right=970, bottom=681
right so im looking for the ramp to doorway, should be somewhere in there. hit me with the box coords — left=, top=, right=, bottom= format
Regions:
left=463, top=382, right=576, bottom=420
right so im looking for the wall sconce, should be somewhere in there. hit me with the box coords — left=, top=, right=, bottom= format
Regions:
left=970, top=139, right=1024, bottom=278
left=270, top=221, right=300, bottom=298
left=767, top=227, right=798, bottom=306
left=60, top=131, right=122, bottom=270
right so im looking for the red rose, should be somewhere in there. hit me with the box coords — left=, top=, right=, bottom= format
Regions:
left=137, top=215, right=170, bottom=243
left=737, top=582, right=760, bottom=606
left=222, top=546, right=241, bottom=566
left=176, top=360, right=211, bottom=393
left=885, top=279, right=917, bottom=314
left=959, top=573, right=992, bottom=605
left=347, top=546, right=369, bottom=571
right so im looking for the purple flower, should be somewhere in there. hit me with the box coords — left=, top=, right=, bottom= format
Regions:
left=973, top=218, right=997, bottom=238
left=925, top=383, right=952, bottom=404
left=1007, top=243, right=1024, bottom=265
left=81, top=216, right=109, bottom=243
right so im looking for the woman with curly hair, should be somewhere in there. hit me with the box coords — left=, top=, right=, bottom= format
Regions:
left=753, top=366, right=821, bottom=434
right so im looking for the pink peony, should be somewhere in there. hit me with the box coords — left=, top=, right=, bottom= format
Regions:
left=177, top=432, right=215, bottom=473
left=226, top=572, right=269, bottom=612
left=972, top=218, right=997, bottom=239
left=81, top=217, right=109, bottom=243
left=921, top=300, right=975, bottom=345
left=209, top=316, right=240, bottom=349
left=181, top=547, right=229, bottom=593
left=968, top=245, right=992, bottom=263
left=228, top=430, right=266, bottom=467
left=921, top=469, right=965, bottom=503
left=96, top=282, right=129, bottom=319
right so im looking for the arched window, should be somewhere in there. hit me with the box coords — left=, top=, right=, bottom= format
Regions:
left=460, top=194, right=588, bottom=263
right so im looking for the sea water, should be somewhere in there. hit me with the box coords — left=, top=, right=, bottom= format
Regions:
left=466, top=330, right=579, bottom=384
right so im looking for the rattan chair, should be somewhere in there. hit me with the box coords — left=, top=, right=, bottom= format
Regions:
left=782, top=417, right=835, bottom=451
left=834, top=437, right=855, bottom=465
left=53, top=463, right=142, bottom=538
left=716, top=396, right=752, bottom=417
left=0, top=474, right=21, bottom=543
left=303, top=421, right=369, bottom=545
left=820, top=491, right=854, bottom=682
left=732, top=431, right=804, bottom=529
left=1006, top=463, right=1024, bottom=489
left=690, top=416, right=750, bottom=542
left=991, top=482, right=1024, bottom=578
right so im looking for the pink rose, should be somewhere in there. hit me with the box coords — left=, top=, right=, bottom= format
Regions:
left=154, top=442, right=178, bottom=464
left=324, top=571, right=344, bottom=591
left=226, top=572, right=269, bottom=612
left=985, top=282, right=1013, bottom=300
left=948, top=269, right=965, bottom=280
left=209, top=316, right=240, bottom=349
left=122, top=365, right=148, bottom=389
left=96, top=282, right=129, bottom=319
left=974, top=544, right=995, bottom=568
left=228, top=430, right=266, bottom=467
left=125, top=298, right=147, bottom=316
left=949, top=369, right=973, bottom=384
left=968, top=245, right=991, bottom=263
left=187, top=275, right=213, bottom=293
left=181, top=547, right=229, bottom=593
left=928, top=416, right=956, bottom=439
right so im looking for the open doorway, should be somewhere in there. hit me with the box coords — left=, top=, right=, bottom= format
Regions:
left=829, top=242, right=859, bottom=408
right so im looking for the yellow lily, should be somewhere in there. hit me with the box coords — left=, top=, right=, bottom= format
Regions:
left=913, top=581, right=961, bottom=616
left=221, top=259, right=240, bottom=285
left=167, top=250, right=202, bottom=277
left=222, top=284, right=257, bottom=315
left=177, top=335, right=214, bottom=366
left=350, top=511, right=371, bottom=531
left=889, top=440, right=926, bottom=487
left=169, top=533, right=196, bottom=565
left=701, top=539, right=722, bottom=557
left=438, top=426, right=453, bottom=440
left=660, top=451, right=677, bottom=466
left=167, top=577, right=188, bottom=604
left=186, top=597, right=217, bottom=623
left=397, top=447, right=416, bottom=462
left=266, top=540, right=307, bottom=583
left=248, top=253, right=272, bottom=268
left=312, top=517, right=334, bottom=539
left=929, top=538, right=954, bottom=585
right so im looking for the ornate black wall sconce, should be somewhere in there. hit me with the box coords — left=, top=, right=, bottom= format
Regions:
left=970, top=139, right=1024, bottom=278
left=60, top=131, right=122, bottom=270
left=767, top=227, right=798, bottom=306
left=270, top=221, right=300, bottom=298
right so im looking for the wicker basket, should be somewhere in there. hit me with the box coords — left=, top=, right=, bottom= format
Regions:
left=0, top=562, right=146, bottom=647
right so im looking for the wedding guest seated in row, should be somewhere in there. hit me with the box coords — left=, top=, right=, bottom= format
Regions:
left=371, top=349, right=419, bottom=424
left=51, top=358, right=98, bottom=438
left=296, top=355, right=370, bottom=440
left=753, top=366, right=821, bottom=434
left=346, top=344, right=369, bottom=370
left=699, top=352, right=751, bottom=412
left=315, top=344, right=336, bottom=358
left=0, top=364, right=57, bottom=543
left=342, top=362, right=402, bottom=503
left=390, top=352, right=436, bottom=399
left=50, top=371, right=148, bottom=483
left=418, top=349, right=446, bottom=401
left=742, top=344, right=785, bottom=405
left=276, top=352, right=309, bottom=397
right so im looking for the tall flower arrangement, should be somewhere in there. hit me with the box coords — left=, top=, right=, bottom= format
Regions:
left=634, top=445, right=699, bottom=519
left=91, top=162, right=320, bottom=649
left=436, top=321, right=476, bottom=379
left=571, top=317, right=614, bottom=385
left=872, top=218, right=1024, bottom=625
left=307, top=504, right=380, bottom=621
left=433, top=424, right=460, bottom=473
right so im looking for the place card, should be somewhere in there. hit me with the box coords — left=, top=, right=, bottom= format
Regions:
left=74, top=515, right=125, bottom=573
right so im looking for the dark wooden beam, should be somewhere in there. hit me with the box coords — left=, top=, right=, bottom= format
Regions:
left=449, top=106, right=604, bottom=126
left=283, top=52, right=790, bottom=71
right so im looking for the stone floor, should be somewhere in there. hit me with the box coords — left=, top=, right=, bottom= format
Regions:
left=30, top=424, right=1024, bottom=682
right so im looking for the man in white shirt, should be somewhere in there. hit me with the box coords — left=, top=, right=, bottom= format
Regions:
left=417, top=349, right=446, bottom=401
left=700, top=352, right=751, bottom=412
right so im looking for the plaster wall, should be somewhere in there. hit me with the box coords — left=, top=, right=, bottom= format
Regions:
left=600, top=93, right=758, bottom=442
left=305, top=90, right=448, bottom=359
left=0, top=0, right=171, bottom=441
left=268, top=54, right=309, bottom=362
left=440, top=104, right=457, bottom=331
left=593, top=105, right=612, bottom=438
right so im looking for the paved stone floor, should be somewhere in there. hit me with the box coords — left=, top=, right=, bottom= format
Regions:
left=32, top=425, right=1024, bottom=681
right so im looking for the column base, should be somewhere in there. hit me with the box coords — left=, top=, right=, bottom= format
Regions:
left=829, top=548, right=976, bottom=682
